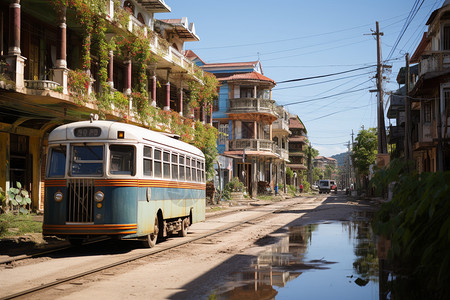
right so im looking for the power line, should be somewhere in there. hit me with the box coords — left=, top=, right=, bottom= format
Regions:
left=277, top=65, right=376, bottom=84
left=282, top=87, right=371, bottom=107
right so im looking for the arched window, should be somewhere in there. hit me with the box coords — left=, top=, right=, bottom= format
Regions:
left=124, top=1, right=134, bottom=14
left=137, top=13, right=145, bottom=24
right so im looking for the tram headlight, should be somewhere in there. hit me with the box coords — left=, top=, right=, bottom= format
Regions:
left=54, top=191, right=63, bottom=202
left=94, top=190, right=104, bottom=202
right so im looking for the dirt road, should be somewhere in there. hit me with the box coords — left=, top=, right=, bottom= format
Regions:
left=1, top=193, right=378, bottom=300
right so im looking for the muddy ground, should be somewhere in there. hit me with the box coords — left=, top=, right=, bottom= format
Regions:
left=1, top=193, right=379, bottom=300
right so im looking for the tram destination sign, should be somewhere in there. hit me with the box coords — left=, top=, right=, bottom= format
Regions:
left=74, top=127, right=102, bottom=137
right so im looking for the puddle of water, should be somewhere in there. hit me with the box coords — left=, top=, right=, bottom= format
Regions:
left=211, top=221, right=379, bottom=300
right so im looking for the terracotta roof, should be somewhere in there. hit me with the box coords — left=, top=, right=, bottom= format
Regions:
left=215, top=71, right=276, bottom=85
left=184, top=50, right=205, bottom=64
left=202, top=61, right=259, bottom=69
left=289, top=116, right=305, bottom=129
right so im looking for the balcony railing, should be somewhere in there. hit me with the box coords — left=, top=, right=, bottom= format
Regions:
left=25, top=80, right=60, bottom=90
left=275, top=146, right=289, bottom=161
left=229, top=139, right=275, bottom=152
left=228, top=98, right=277, bottom=115
left=419, top=51, right=450, bottom=76
left=272, top=118, right=290, bottom=133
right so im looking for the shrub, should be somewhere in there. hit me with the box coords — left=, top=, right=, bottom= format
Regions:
left=372, top=170, right=450, bottom=299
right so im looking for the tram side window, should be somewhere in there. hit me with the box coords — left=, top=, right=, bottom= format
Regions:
left=201, top=161, right=205, bottom=182
left=109, top=145, right=135, bottom=176
left=186, top=157, right=191, bottom=181
left=48, top=146, right=67, bottom=177
left=171, top=153, right=178, bottom=180
left=154, top=149, right=162, bottom=178
left=71, top=145, right=104, bottom=176
left=163, top=151, right=170, bottom=179
left=179, top=155, right=185, bottom=180
left=143, top=146, right=152, bottom=176
left=197, top=160, right=203, bottom=182
left=191, top=158, right=197, bottom=182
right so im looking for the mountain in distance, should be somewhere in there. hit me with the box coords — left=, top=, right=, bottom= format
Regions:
left=331, top=152, right=349, bottom=167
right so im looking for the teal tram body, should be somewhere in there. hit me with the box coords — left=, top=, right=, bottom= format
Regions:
left=43, top=120, right=206, bottom=247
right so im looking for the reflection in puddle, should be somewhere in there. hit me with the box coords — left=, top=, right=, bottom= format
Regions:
left=211, top=220, right=378, bottom=299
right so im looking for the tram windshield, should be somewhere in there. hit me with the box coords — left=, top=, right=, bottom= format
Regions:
left=71, top=145, right=104, bottom=176
left=47, top=145, right=67, bottom=178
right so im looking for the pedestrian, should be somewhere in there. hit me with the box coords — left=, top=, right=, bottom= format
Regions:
left=300, top=183, right=303, bottom=193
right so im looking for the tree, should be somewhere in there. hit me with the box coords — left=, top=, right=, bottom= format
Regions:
left=352, top=127, right=377, bottom=191
left=352, top=128, right=377, bottom=176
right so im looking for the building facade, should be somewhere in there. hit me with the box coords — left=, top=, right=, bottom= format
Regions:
left=198, top=60, right=283, bottom=197
left=0, top=0, right=203, bottom=210
left=390, top=1, right=450, bottom=172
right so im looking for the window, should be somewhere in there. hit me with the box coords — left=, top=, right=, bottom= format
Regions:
left=71, top=145, right=104, bottom=176
left=242, top=122, right=254, bottom=139
left=443, top=25, right=450, bottom=50
left=109, top=145, right=135, bottom=175
left=179, top=155, right=185, bottom=180
left=240, top=87, right=253, bottom=98
left=154, top=149, right=162, bottom=178
left=218, top=123, right=229, bottom=145
left=201, top=162, right=205, bottom=182
left=197, top=160, right=201, bottom=182
left=171, top=153, right=178, bottom=180
left=186, top=157, right=191, bottom=181
left=163, top=151, right=170, bottom=179
left=143, top=146, right=152, bottom=176
left=191, top=158, right=197, bottom=182
left=47, top=146, right=66, bottom=178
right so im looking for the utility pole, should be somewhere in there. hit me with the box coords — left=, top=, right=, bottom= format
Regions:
left=404, top=53, right=413, bottom=161
left=374, top=21, right=388, bottom=154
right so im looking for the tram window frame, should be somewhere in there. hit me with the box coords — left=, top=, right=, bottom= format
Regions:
left=196, top=160, right=201, bottom=182
left=143, top=146, right=153, bottom=176
left=179, top=155, right=185, bottom=180
left=154, top=149, right=162, bottom=178
left=171, top=153, right=178, bottom=180
left=109, top=145, right=136, bottom=176
left=70, top=144, right=104, bottom=177
left=47, top=145, right=67, bottom=178
left=186, top=157, right=191, bottom=181
left=191, top=158, right=197, bottom=182
left=163, top=151, right=170, bottom=179
left=201, top=161, right=205, bottom=182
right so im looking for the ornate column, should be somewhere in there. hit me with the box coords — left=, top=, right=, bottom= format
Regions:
left=151, top=74, right=157, bottom=107
left=53, top=5, right=68, bottom=94
left=164, top=81, right=170, bottom=111
left=6, top=0, right=26, bottom=89
left=124, top=59, right=132, bottom=95
left=178, top=80, right=183, bottom=116
left=108, top=50, right=114, bottom=88
left=209, top=103, right=213, bottom=125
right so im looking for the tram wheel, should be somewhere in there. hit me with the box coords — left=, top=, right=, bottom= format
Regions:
left=144, top=216, right=159, bottom=248
left=178, top=218, right=189, bottom=237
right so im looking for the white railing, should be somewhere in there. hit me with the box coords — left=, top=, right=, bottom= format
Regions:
left=25, top=80, right=60, bottom=90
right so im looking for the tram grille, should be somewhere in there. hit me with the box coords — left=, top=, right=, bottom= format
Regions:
left=67, top=179, right=95, bottom=223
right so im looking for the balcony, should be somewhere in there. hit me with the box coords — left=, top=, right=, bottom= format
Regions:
left=229, top=139, right=275, bottom=152
left=228, top=98, right=277, bottom=118
left=275, top=146, right=289, bottom=161
left=388, top=125, right=404, bottom=144
left=418, top=51, right=450, bottom=77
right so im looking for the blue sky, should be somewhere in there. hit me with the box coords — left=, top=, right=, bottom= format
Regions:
left=164, top=0, right=445, bottom=157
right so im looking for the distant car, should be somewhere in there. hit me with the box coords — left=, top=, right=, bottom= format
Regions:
left=319, top=180, right=331, bottom=194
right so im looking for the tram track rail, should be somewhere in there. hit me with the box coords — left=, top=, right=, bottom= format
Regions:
left=0, top=197, right=320, bottom=300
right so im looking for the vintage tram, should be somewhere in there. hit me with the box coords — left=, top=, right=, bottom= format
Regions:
left=43, top=120, right=206, bottom=247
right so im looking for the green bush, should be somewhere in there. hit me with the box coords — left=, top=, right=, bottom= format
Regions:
left=372, top=169, right=450, bottom=299
left=222, top=177, right=244, bottom=200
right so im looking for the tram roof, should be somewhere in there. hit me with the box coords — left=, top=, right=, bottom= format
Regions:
left=48, top=120, right=204, bottom=158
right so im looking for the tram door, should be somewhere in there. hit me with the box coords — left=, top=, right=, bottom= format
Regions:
left=237, top=163, right=252, bottom=195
